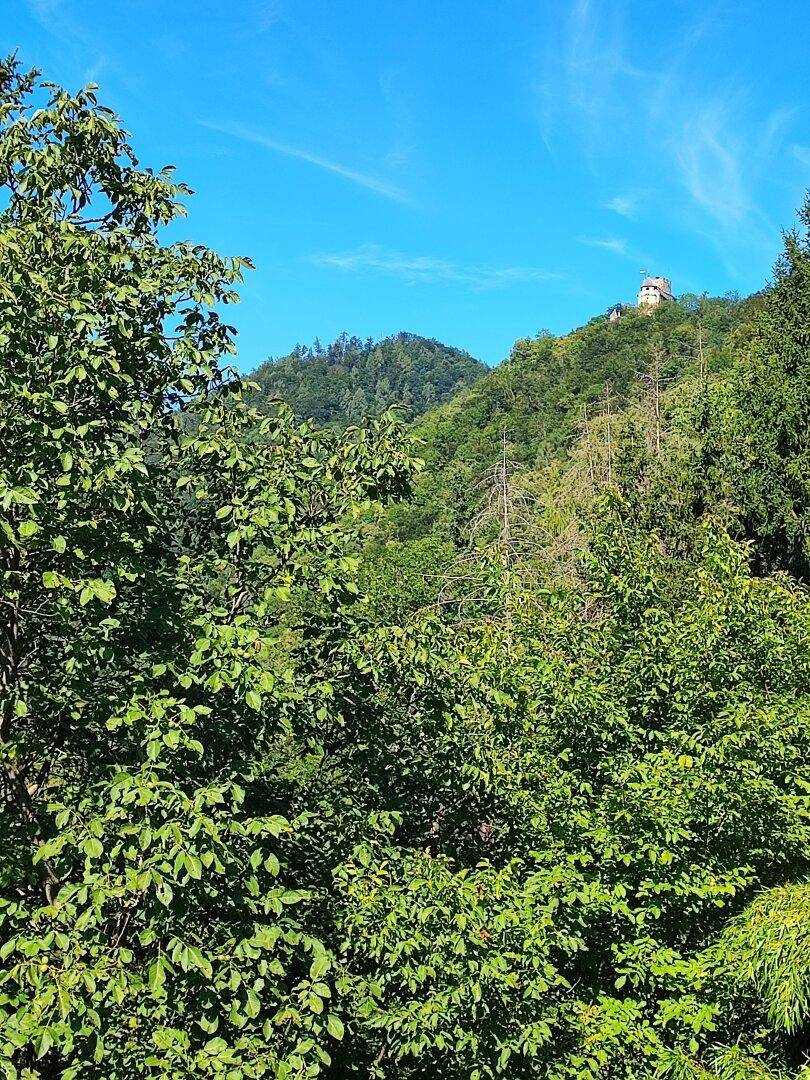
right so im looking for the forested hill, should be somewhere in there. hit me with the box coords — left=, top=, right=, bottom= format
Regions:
left=384, top=292, right=760, bottom=542
left=248, top=331, right=487, bottom=427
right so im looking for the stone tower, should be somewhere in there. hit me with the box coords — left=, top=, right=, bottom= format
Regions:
left=637, top=276, right=674, bottom=308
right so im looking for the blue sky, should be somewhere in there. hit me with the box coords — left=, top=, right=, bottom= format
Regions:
left=5, top=0, right=810, bottom=368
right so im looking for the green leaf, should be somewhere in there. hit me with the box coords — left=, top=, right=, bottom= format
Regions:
left=184, top=853, right=202, bottom=879
left=83, top=837, right=103, bottom=858
left=326, top=1014, right=344, bottom=1041
left=148, top=959, right=166, bottom=993
left=204, top=1037, right=228, bottom=1055
left=91, top=579, right=116, bottom=604
left=310, top=954, right=331, bottom=980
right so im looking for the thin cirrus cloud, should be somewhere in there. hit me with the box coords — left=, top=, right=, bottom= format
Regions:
left=309, top=244, right=564, bottom=290
left=604, top=195, right=638, bottom=218
left=198, top=120, right=410, bottom=204
left=536, top=0, right=802, bottom=272
left=579, top=237, right=630, bottom=257
left=27, top=0, right=108, bottom=82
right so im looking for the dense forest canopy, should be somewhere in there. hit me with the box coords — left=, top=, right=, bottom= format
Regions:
left=382, top=293, right=752, bottom=543
left=2, top=58, right=810, bottom=1080
left=249, top=331, right=487, bottom=428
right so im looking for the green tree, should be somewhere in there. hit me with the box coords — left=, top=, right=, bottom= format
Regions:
left=331, top=518, right=810, bottom=1077
left=0, top=59, right=417, bottom=1078
left=702, top=197, right=810, bottom=580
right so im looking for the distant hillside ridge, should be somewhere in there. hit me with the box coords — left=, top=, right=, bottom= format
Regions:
left=383, top=292, right=760, bottom=542
left=249, top=331, right=487, bottom=429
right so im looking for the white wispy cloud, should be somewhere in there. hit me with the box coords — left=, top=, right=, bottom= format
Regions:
left=254, top=0, right=282, bottom=31
left=672, top=101, right=749, bottom=225
left=309, top=244, right=563, bottom=289
left=28, top=0, right=60, bottom=28
left=604, top=195, right=638, bottom=218
left=534, top=0, right=800, bottom=272
left=666, top=100, right=796, bottom=259
left=579, top=237, right=630, bottom=257
left=198, top=121, right=410, bottom=203
left=563, top=0, right=639, bottom=124
left=27, top=0, right=107, bottom=82
left=536, top=0, right=642, bottom=154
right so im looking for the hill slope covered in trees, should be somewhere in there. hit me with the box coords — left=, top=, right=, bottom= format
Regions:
left=380, top=292, right=758, bottom=543
left=249, top=331, right=487, bottom=428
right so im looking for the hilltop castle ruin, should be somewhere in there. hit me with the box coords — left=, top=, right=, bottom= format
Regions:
left=607, top=276, right=675, bottom=323
left=637, top=276, right=674, bottom=308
